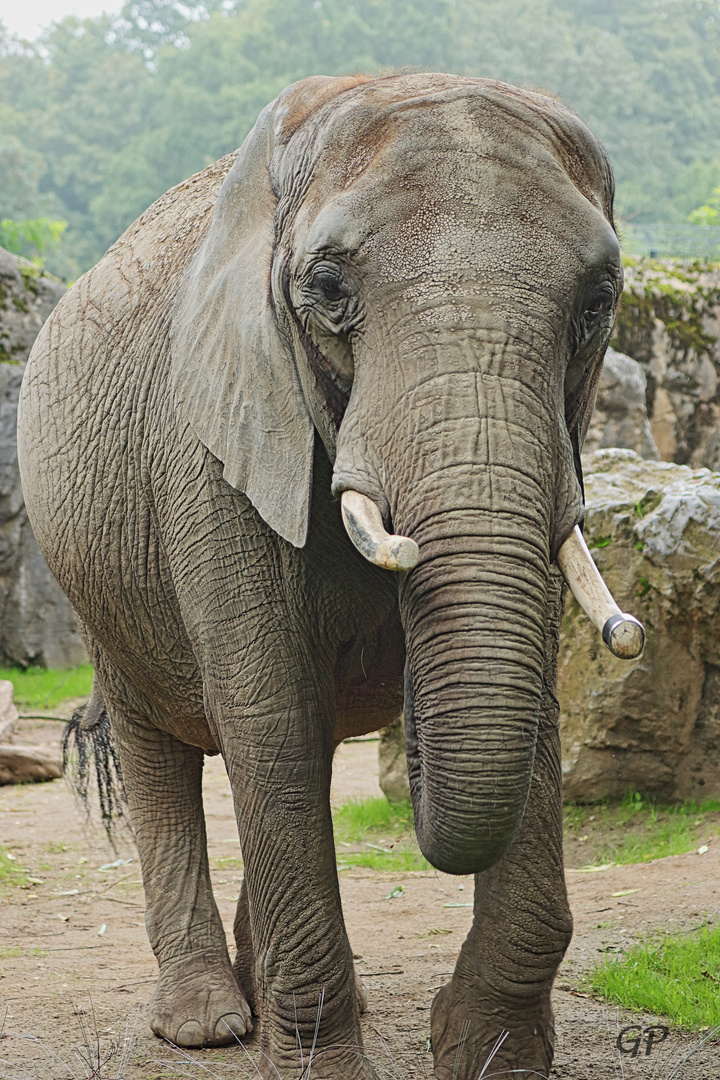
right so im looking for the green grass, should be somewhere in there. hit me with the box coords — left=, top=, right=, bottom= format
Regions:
left=564, top=793, right=720, bottom=866
left=332, top=797, right=430, bottom=872
left=585, top=924, right=720, bottom=1030
left=338, top=850, right=430, bottom=872
left=331, top=791, right=720, bottom=873
left=333, top=796, right=414, bottom=843
left=0, top=664, right=93, bottom=708
left=0, top=846, right=29, bottom=894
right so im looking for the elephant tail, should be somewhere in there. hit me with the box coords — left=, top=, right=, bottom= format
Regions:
left=62, top=681, right=128, bottom=846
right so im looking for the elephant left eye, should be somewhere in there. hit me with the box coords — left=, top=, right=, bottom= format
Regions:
left=584, top=286, right=615, bottom=320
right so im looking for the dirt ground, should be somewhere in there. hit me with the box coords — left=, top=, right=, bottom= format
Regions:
left=0, top=718, right=718, bottom=1079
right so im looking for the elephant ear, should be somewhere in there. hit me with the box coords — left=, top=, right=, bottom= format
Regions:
left=171, top=78, right=360, bottom=548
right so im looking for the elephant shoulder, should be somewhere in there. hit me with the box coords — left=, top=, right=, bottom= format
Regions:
left=99, top=150, right=242, bottom=315
left=27, top=151, right=241, bottom=389
left=105, top=151, right=241, bottom=283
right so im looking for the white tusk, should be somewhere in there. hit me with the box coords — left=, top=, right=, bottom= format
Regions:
left=557, top=525, right=645, bottom=660
left=340, top=490, right=419, bottom=572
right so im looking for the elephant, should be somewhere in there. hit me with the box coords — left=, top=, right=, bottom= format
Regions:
left=18, top=72, right=624, bottom=1079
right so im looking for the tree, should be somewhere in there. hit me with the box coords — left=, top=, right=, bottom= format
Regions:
left=0, top=217, right=67, bottom=263
left=5, top=0, right=720, bottom=277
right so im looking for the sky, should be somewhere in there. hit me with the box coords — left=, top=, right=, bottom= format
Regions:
left=0, top=0, right=122, bottom=40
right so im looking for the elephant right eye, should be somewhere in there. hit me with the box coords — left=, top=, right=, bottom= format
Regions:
left=311, top=266, right=346, bottom=304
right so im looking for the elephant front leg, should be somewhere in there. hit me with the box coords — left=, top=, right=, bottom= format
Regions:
left=430, top=731, right=571, bottom=1080
left=219, top=669, right=372, bottom=1080
left=101, top=685, right=252, bottom=1048
left=430, top=571, right=572, bottom=1080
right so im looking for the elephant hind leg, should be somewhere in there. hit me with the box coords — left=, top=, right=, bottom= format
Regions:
left=95, top=658, right=252, bottom=1048
left=233, top=878, right=256, bottom=1013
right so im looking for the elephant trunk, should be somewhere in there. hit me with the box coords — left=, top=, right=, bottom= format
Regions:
left=340, top=496, right=645, bottom=658
left=398, top=512, right=549, bottom=875
left=334, top=353, right=576, bottom=876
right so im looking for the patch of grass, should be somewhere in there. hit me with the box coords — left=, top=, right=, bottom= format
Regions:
left=0, top=846, right=29, bottom=894
left=333, top=796, right=414, bottom=844
left=0, top=664, right=93, bottom=708
left=564, top=793, right=720, bottom=867
left=585, top=923, right=720, bottom=1030
left=332, top=797, right=429, bottom=871
left=339, top=850, right=430, bottom=872
left=333, top=793, right=719, bottom=873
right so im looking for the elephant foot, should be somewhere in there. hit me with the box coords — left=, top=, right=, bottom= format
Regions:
left=430, top=978, right=554, bottom=1080
left=149, top=955, right=253, bottom=1047
left=254, top=1045, right=377, bottom=1080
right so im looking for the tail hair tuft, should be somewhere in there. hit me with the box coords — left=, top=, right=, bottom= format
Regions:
left=62, top=687, right=128, bottom=846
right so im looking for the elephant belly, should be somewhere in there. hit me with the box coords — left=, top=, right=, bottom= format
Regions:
left=333, top=614, right=405, bottom=743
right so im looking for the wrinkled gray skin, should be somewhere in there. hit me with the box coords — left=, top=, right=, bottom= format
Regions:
left=18, top=74, right=621, bottom=1079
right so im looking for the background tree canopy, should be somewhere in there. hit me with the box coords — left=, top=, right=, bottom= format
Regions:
left=2, top=0, right=720, bottom=278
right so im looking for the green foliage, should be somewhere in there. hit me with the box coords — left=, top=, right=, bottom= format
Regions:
left=0, top=217, right=67, bottom=262
left=4, top=0, right=720, bottom=277
left=585, top=923, right=720, bottom=1030
left=564, top=795, right=720, bottom=866
left=339, top=850, right=430, bottom=872
left=689, top=186, right=720, bottom=226
left=0, top=665, right=94, bottom=708
left=0, top=135, right=46, bottom=221
left=590, top=536, right=612, bottom=549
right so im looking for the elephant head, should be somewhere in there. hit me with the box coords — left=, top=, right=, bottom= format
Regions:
left=171, top=73, right=624, bottom=875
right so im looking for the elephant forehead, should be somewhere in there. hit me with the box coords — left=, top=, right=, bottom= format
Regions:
left=285, top=87, right=614, bottom=283
left=280, top=75, right=610, bottom=221
left=297, top=150, right=615, bottom=300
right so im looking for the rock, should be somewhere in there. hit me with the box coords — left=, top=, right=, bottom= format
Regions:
left=0, top=680, right=17, bottom=742
left=584, top=347, right=660, bottom=459
left=612, top=259, right=720, bottom=468
left=0, top=744, right=62, bottom=785
left=559, top=448, right=720, bottom=803
left=378, top=719, right=410, bottom=803
left=0, top=247, right=65, bottom=365
left=0, top=248, right=87, bottom=667
left=379, top=450, right=720, bottom=805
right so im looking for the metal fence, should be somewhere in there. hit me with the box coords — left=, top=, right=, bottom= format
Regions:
left=621, top=224, right=720, bottom=259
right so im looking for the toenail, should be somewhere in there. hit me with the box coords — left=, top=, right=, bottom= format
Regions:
left=175, top=1020, right=205, bottom=1047
left=216, top=1012, right=247, bottom=1040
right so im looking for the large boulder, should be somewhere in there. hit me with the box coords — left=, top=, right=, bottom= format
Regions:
left=378, top=720, right=410, bottom=803
left=612, top=259, right=720, bottom=468
left=0, top=247, right=65, bottom=364
left=0, top=680, right=17, bottom=742
left=380, top=449, right=720, bottom=806
left=559, top=448, right=720, bottom=803
left=0, top=248, right=86, bottom=667
left=584, top=347, right=660, bottom=459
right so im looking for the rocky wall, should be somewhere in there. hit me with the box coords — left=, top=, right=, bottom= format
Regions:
left=0, top=248, right=86, bottom=668
left=559, top=449, right=720, bottom=804
left=584, top=346, right=660, bottom=460
left=612, top=258, right=720, bottom=468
